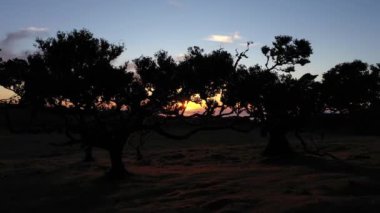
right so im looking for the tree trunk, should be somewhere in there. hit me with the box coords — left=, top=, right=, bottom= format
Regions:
left=105, top=132, right=130, bottom=178
left=107, top=146, right=128, bottom=178
left=262, top=127, right=293, bottom=156
left=4, top=107, right=17, bottom=133
left=83, top=145, right=94, bottom=162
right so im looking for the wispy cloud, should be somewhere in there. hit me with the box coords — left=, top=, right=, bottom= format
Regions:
left=1, top=27, right=48, bottom=47
left=0, top=27, right=48, bottom=60
left=205, top=32, right=242, bottom=44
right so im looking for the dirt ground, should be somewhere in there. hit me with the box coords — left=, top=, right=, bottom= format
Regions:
left=0, top=128, right=380, bottom=212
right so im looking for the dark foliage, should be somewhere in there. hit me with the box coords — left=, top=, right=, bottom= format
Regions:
left=322, top=60, right=380, bottom=113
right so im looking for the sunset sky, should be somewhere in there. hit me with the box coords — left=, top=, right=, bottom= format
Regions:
left=1, top=0, right=380, bottom=99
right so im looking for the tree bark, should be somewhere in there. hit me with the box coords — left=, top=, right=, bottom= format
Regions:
left=105, top=132, right=130, bottom=178
left=83, top=145, right=94, bottom=162
left=262, top=125, right=293, bottom=156
left=107, top=146, right=128, bottom=178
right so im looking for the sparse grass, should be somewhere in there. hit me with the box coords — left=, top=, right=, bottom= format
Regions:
left=0, top=128, right=379, bottom=212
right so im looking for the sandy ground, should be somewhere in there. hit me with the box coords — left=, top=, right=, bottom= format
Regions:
left=0, top=128, right=380, bottom=212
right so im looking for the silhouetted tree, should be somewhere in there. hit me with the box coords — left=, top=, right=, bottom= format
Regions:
left=132, top=47, right=252, bottom=152
left=369, top=63, right=380, bottom=112
left=0, top=55, right=42, bottom=133
left=134, top=50, right=183, bottom=116
left=27, top=29, right=146, bottom=176
left=177, top=47, right=236, bottom=116
left=134, top=47, right=237, bottom=117
left=322, top=60, right=380, bottom=113
left=223, top=35, right=315, bottom=156
left=0, top=58, right=28, bottom=101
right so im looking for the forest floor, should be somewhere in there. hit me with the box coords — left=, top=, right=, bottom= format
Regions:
left=0, top=127, right=380, bottom=212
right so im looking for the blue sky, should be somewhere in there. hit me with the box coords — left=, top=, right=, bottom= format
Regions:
left=1, top=0, right=379, bottom=98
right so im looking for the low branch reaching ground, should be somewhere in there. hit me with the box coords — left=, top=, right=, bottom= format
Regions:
left=151, top=119, right=256, bottom=140
left=295, top=130, right=339, bottom=160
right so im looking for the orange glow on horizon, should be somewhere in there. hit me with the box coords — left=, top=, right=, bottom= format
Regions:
left=183, top=93, right=223, bottom=116
left=185, top=101, right=203, bottom=111
left=0, top=86, right=17, bottom=100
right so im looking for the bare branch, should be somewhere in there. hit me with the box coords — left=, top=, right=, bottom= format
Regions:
left=233, top=41, right=253, bottom=70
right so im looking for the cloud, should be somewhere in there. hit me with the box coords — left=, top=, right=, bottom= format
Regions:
left=127, top=62, right=137, bottom=72
left=174, top=53, right=185, bottom=62
left=24, top=27, right=49, bottom=32
left=0, top=27, right=48, bottom=60
left=205, top=32, right=242, bottom=44
left=1, top=27, right=48, bottom=47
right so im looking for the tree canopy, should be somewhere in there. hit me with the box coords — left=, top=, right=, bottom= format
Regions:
left=322, top=60, right=380, bottom=113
